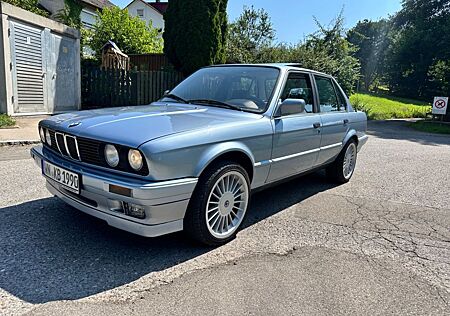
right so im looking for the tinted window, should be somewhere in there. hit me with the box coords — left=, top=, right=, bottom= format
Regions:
left=279, top=73, right=314, bottom=114
left=315, top=76, right=341, bottom=112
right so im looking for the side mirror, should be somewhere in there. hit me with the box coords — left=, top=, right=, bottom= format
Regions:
left=274, top=99, right=306, bottom=118
left=163, top=89, right=170, bottom=96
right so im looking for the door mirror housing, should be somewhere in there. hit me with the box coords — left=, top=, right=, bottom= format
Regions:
left=274, top=99, right=306, bottom=118
left=163, top=89, right=171, bottom=96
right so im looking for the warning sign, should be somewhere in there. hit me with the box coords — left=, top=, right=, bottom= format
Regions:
left=432, top=97, right=448, bottom=115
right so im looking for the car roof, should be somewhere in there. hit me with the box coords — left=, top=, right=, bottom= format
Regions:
left=209, top=63, right=330, bottom=77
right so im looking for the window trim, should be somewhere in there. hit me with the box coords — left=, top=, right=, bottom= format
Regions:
left=272, top=71, right=319, bottom=119
left=313, top=75, right=346, bottom=114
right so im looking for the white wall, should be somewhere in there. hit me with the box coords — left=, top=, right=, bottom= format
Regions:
left=126, top=0, right=164, bottom=31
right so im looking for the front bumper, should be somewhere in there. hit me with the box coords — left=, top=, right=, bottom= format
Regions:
left=31, top=145, right=198, bottom=237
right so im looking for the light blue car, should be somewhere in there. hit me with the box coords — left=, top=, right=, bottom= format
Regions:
left=31, top=64, right=368, bottom=245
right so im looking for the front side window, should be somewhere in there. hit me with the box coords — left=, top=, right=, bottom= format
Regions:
left=315, top=76, right=341, bottom=112
left=279, top=73, right=314, bottom=114
left=163, top=66, right=280, bottom=113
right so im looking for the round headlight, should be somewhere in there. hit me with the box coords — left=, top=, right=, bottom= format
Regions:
left=39, top=127, right=45, bottom=143
left=45, top=129, right=52, bottom=146
left=104, top=144, right=119, bottom=167
left=128, top=149, right=143, bottom=171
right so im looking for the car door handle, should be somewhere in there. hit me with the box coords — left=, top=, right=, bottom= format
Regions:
left=343, top=119, right=349, bottom=125
left=313, top=122, right=321, bottom=129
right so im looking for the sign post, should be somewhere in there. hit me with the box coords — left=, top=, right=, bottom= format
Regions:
left=432, top=97, right=448, bottom=116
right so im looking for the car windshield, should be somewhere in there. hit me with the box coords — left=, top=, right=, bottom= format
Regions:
left=161, top=66, right=280, bottom=113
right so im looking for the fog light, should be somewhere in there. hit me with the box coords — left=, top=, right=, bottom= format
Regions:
left=122, top=202, right=146, bottom=219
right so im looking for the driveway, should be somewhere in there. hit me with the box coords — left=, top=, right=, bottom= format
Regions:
left=1, top=120, right=449, bottom=315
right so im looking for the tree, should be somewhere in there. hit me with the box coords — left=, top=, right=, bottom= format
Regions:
left=347, top=19, right=391, bottom=91
left=386, top=0, right=450, bottom=99
left=164, top=0, right=228, bottom=75
left=2, top=0, right=48, bottom=17
left=226, top=6, right=276, bottom=63
left=289, top=13, right=361, bottom=94
left=88, top=7, right=163, bottom=58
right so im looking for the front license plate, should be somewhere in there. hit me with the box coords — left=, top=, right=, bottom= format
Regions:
left=42, top=160, right=80, bottom=194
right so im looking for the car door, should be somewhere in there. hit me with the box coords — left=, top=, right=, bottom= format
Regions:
left=314, top=75, right=349, bottom=165
left=267, top=72, right=322, bottom=182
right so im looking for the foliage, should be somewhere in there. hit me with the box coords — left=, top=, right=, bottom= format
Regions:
left=347, top=19, right=392, bottom=91
left=2, top=0, right=48, bottom=17
left=290, top=13, right=360, bottom=94
left=88, top=7, right=163, bottom=58
left=350, top=93, right=431, bottom=120
left=0, top=114, right=15, bottom=128
left=54, top=0, right=83, bottom=29
left=408, top=121, right=450, bottom=134
left=226, top=6, right=275, bottom=63
left=164, top=0, right=228, bottom=76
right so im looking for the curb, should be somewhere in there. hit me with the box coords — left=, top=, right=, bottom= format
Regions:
left=0, top=140, right=41, bottom=147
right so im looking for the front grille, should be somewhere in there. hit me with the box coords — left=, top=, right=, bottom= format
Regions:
left=44, top=129, right=149, bottom=176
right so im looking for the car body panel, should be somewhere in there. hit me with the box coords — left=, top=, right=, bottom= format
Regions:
left=33, top=63, right=368, bottom=237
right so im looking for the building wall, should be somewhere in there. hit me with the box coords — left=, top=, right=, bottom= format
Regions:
left=126, top=0, right=164, bottom=31
left=0, top=13, right=6, bottom=114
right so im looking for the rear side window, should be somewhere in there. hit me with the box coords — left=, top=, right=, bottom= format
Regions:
left=315, top=76, right=345, bottom=112
left=333, top=81, right=348, bottom=111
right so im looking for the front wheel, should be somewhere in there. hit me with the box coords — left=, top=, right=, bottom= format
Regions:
left=326, top=140, right=358, bottom=184
left=184, top=161, right=250, bottom=246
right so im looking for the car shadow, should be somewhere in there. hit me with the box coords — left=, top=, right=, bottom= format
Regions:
left=367, top=120, right=450, bottom=146
left=0, top=171, right=335, bottom=304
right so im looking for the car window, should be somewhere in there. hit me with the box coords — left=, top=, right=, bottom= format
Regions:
left=333, top=81, right=347, bottom=111
left=315, top=76, right=341, bottom=112
left=280, top=73, right=314, bottom=114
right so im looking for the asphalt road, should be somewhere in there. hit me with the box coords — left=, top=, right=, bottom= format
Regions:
left=1, top=120, right=449, bottom=315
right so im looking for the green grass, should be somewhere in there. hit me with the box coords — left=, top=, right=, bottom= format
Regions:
left=349, top=93, right=432, bottom=120
left=408, top=121, right=450, bottom=134
left=0, top=114, right=15, bottom=128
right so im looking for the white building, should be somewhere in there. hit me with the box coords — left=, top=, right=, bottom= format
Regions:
left=125, top=0, right=167, bottom=32
left=39, top=0, right=114, bottom=30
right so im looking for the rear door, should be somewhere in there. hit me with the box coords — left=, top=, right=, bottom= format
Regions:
left=267, top=72, right=322, bottom=182
left=314, top=75, right=349, bottom=165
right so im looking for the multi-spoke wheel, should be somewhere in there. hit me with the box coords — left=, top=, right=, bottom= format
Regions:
left=184, top=161, right=250, bottom=246
left=326, top=140, right=358, bottom=184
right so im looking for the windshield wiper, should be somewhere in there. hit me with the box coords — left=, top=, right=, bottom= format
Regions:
left=187, top=99, right=242, bottom=111
left=162, top=93, right=188, bottom=104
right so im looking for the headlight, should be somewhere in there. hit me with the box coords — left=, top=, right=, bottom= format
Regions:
left=128, top=149, right=143, bottom=171
left=39, top=127, right=45, bottom=143
left=104, top=144, right=119, bottom=167
left=45, top=129, right=52, bottom=146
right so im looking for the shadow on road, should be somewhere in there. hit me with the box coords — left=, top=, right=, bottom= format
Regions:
left=367, top=120, right=450, bottom=146
left=0, top=172, right=335, bottom=304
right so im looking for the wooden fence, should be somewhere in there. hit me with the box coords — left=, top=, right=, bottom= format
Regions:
left=81, top=67, right=184, bottom=109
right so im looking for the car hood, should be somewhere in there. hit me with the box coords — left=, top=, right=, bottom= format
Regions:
left=41, top=103, right=263, bottom=147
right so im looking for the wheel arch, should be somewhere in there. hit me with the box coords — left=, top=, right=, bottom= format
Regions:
left=194, top=142, right=255, bottom=182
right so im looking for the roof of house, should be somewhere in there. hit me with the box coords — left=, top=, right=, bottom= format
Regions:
left=80, top=0, right=114, bottom=9
left=147, top=1, right=168, bottom=14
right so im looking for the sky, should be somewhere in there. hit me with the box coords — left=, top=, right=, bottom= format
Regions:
left=111, top=0, right=402, bottom=44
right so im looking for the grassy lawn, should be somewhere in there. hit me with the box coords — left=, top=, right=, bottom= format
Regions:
left=408, top=121, right=450, bottom=134
left=0, top=114, right=15, bottom=128
left=349, top=93, right=431, bottom=120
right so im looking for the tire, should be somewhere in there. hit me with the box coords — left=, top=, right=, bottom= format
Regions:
left=326, top=140, right=358, bottom=184
left=184, top=161, right=251, bottom=246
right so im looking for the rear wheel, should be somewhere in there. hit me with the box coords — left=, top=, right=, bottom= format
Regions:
left=326, top=140, right=357, bottom=183
left=184, top=161, right=250, bottom=246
